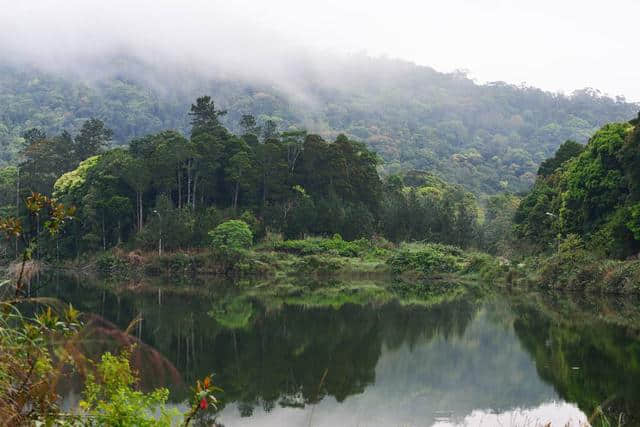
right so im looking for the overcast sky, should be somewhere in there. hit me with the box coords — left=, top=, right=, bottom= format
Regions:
left=2, top=0, right=638, bottom=101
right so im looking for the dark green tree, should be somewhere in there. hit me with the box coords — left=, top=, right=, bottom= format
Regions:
left=73, top=119, right=113, bottom=162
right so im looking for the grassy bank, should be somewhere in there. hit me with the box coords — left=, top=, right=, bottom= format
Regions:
left=83, top=235, right=505, bottom=284
left=68, top=230, right=640, bottom=297
left=51, top=235, right=508, bottom=312
left=502, top=235, right=640, bottom=294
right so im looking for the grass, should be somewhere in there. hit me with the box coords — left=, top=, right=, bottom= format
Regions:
left=74, top=236, right=504, bottom=312
left=515, top=251, right=640, bottom=294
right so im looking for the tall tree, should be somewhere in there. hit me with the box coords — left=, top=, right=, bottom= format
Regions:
left=189, top=96, right=227, bottom=136
left=282, top=130, right=306, bottom=177
left=239, top=114, right=260, bottom=137
left=120, top=152, right=151, bottom=231
left=74, top=119, right=113, bottom=162
left=225, top=150, right=251, bottom=211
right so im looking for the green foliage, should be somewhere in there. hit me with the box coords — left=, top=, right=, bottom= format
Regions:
left=462, top=252, right=509, bottom=282
left=208, top=220, right=254, bottom=274
left=209, top=220, right=253, bottom=252
left=537, top=140, right=584, bottom=177
left=53, top=155, right=100, bottom=196
left=481, top=193, right=520, bottom=255
left=627, top=203, right=640, bottom=240
left=291, top=255, right=345, bottom=275
left=535, top=234, right=600, bottom=290
left=380, top=172, right=480, bottom=246
left=0, top=166, right=17, bottom=217
left=387, top=243, right=463, bottom=275
left=516, top=118, right=640, bottom=258
left=0, top=61, right=636, bottom=195
left=271, top=236, right=370, bottom=257
left=96, top=252, right=136, bottom=280
left=0, top=302, right=81, bottom=425
left=80, top=349, right=177, bottom=426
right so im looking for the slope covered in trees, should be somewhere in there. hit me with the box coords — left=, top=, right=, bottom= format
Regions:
left=515, top=113, right=640, bottom=259
left=1, top=55, right=636, bottom=194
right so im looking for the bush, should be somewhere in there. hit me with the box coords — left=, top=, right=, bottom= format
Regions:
left=80, top=349, right=177, bottom=426
left=0, top=303, right=81, bottom=425
left=96, top=252, right=135, bottom=280
left=271, top=235, right=372, bottom=257
left=209, top=220, right=253, bottom=252
left=537, top=234, right=598, bottom=289
left=387, top=243, right=462, bottom=275
left=463, top=252, right=509, bottom=282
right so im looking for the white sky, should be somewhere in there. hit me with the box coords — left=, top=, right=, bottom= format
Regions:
left=236, top=0, right=639, bottom=101
left=2, top=0, right=639, bottom=101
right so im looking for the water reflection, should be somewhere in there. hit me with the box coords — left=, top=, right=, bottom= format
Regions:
left=511, top=292, right=640, bottom=425
left=41, top=276, right=640, bottom=426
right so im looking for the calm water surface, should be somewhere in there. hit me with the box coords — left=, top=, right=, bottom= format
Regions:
left=41, top=276, right=640, bottom=426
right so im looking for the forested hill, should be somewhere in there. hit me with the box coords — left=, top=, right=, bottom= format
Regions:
left=1, top=55, right=637, bottom=194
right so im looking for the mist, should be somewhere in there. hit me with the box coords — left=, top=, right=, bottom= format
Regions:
left=1, top=0, right=639, bottom=102
left=0, top=1, right=308, bottom=88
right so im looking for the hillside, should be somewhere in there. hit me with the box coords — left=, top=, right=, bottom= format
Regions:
left=1, top=55, right=637, bottom=194
left=515, top=114, right=640, bottom=259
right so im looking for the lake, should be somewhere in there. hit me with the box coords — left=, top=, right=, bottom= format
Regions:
left=38, top=274, right=640, bottom=426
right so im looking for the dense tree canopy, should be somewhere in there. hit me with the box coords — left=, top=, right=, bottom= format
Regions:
left=0, top=95, right=483, bottom=259
left=0, top=57, right=636, bottom=195
left=515, top=114, right=640, bottom=258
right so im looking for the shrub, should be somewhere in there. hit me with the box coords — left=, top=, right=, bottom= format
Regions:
left=80, top=349, right=177, bottom=426
left=271, top=235, right=372, bottom=257
left=0, top=303, right=81, bottom=425
left=96, top=252, right=134, bottom=280
left=535, top=234, right=601, bottom=289
left=387, top=243, right=462, bottom=275
left=463, top=252, right=508, bottom=282
left=209, top=220, right=253, bottom=252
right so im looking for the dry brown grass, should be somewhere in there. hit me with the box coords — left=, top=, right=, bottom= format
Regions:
left=7, top=259, right=43, bottom=286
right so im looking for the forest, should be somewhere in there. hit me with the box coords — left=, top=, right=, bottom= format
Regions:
left=1, top=56, right=637, bottom=195
left=4, top=1, right=640, bottom=425
left=0, top=95, right=482, bottom=261
left=2, top=90, right=640, bottom=427
left=515, top=113, right=640, bottom=258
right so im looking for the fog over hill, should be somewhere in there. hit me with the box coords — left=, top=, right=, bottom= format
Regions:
left=1, top=1, right=637, bottom=194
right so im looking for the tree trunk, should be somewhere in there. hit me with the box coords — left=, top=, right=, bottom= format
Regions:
left=192, top=173, right=197, bottom=210
left=191, top=172, right=198, bottom=210
left=102, top=213, right=106, bottom=251
left=186, top=160, right=192, bottom=209
left=137, top=191, right=143, bottom=231
left=233, top=181, right=239, bottom=210
left=262, top=171, right=267, bottom=207
left=187, top=159, right=193, bottom=207
left=177, top=170, right=182, bottom=208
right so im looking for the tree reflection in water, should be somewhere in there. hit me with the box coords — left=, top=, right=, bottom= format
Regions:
left=41, top=275, right=640, bottom=425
